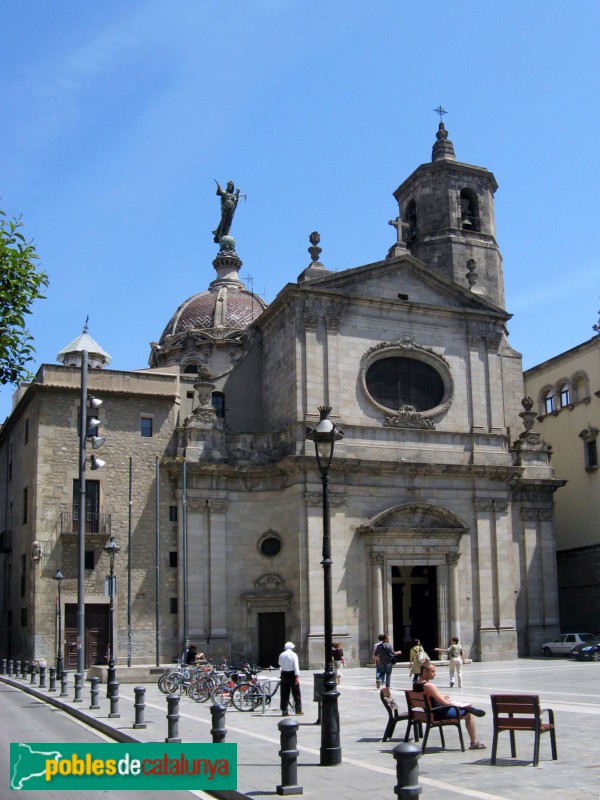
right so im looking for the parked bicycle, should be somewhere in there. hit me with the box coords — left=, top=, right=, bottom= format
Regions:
left=231, top=670, right=293, bottom=712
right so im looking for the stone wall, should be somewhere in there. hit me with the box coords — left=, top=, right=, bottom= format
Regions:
left=557, top=545, right=600, bottom=632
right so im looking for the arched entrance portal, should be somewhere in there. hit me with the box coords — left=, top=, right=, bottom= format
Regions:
left=358, top=503, right=469, bottom=661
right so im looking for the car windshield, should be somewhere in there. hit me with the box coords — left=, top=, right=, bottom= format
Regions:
left=581, top=635, right=600, bottom=645
left=580, top=634, right=596, bottom=642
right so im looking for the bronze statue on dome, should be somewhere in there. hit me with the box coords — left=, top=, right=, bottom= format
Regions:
left=212, top=179, right=243, bottom=243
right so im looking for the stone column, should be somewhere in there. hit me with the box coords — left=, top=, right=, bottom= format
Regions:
left=539, top=509, right=560, bottom=628
left=186, top=497, right=209, bottom=643
left=305, top=490, right=326, bottom=668
left=493, top=500, right=516, bottom=631
left=445, top=552, right=461, bottom=641
left=473, top=499, right=499, bottom=658
left=437, top=562, right=449, bottom=649
left=207, top=499, right=228, bottom=642
left=369, top=552, right=384, bottom=646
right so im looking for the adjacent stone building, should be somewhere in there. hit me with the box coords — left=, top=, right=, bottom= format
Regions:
left=524, top=332, right=600, bottom=632
left=0, top=124, right=564, bottom=670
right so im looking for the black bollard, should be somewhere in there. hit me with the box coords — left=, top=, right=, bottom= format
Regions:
left=60, top=671, right=69, bottom=697
left=15, top=660, right=21, bottom=678
left=108, top=682, right=120, bottom=718
left=30, top=664, right=37, bottom=684
left=7, top=659, right=14, bottom=677
left=393, top=742, right=422, bottom=799
left=0, top=658, right=6, bottom=675
left=39, top=665, right=47, bottom=689
left=165, top=694, right=181, bottom=743
left=133, top=687, right=147, bottom=729
left=276, top=717, right=303, bottom=796
left=210, top=703, right=227, bottom=743
left=49, top=667, right=56, bottom=692
left=73, top=672, right=83, bottom=702
left=89, top=676, right=100, bottom=709
left=21, top=660, right=28, bottom=679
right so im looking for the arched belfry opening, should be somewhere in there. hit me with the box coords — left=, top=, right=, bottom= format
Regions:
left=459, top=188, right=480, bottom=231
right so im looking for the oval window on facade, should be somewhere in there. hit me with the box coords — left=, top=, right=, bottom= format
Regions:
left=366, top=356, right=445, bottom=412
left=259, top=535, right=282, bottom=557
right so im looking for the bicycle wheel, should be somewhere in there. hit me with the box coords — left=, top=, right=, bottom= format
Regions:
left=211, top=684, right=234, bottom=707
left=165, top=671, right=185, bottom=694
left=158, top=671, right=181, bottom=694
left=231, top=683, right=261, bottom=712
left=189, top=676, right=215, bottom=703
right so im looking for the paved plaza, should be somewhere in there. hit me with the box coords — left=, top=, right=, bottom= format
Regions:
left=1, top=658, right=599, bottom=799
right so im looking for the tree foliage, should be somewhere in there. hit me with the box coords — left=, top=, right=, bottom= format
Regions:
left=0, top=210, right=49, bottom=386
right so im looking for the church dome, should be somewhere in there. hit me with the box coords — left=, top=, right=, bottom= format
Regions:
left=159, top=284, right=266, bottom=342
left=148, top=247, right=267, bottom=370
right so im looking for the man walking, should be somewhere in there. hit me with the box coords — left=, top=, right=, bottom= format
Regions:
left=278, top=641, right=303, bottom=716
left=375, top=634, right=402, bottom=689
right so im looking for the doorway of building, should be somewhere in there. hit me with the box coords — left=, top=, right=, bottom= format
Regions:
left=65, top=603, right=109, bottom=669
left=257, top=612, right=285, bottom=668
left=391, top=565, right=438, bottom=658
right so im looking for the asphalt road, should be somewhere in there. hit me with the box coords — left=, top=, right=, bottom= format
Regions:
left=0, top=682, right=212, bottom=800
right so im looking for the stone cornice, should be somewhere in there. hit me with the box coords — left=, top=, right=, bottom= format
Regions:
left=161, top=454, right=522, bottom=484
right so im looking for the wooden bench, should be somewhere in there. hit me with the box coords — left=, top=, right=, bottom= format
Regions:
left=379, top=688, right=414, bottom=742
left=490, top=694, right=557, bottom=767
left=404, top=689, right=465, bottom=753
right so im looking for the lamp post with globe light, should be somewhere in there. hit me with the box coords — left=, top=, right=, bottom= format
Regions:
left=306, top=405, right=344, bottom=767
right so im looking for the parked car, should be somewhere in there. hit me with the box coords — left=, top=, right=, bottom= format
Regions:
left=571, top=636, right=600, bottom=661
left=541, top=633, right=594, bottom=656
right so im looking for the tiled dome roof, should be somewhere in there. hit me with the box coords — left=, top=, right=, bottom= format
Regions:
left=159, top=285, right=266, bottom=343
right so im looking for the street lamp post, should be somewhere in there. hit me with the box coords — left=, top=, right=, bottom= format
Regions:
left=306, top=405, right=344, bottom=767
left=104, top=535, right=120, bottom=686
left=53, top=569, right=64, bottom=678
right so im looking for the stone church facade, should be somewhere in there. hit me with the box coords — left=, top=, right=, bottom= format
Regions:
left=0, top=125, right=563, bottom=669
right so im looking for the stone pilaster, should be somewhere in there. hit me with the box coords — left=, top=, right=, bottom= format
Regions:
left=473, top=498, right=517, bottom=659
left=445, top=552, right=461, bottom=641
left=369, top=551, right=384, bottom=646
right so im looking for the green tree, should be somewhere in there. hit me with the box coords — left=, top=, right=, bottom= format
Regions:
left=0, top=209, right=49, bottom=386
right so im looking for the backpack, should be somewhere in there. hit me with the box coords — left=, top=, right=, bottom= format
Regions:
left=411, top=645, right=428, bottom=671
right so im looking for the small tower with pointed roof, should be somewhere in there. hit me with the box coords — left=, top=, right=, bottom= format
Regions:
left=56, top=321, right=112, bottom=369
left=393, top=119, right=505, bottom=309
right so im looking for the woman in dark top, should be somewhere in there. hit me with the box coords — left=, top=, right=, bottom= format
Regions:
left=417, top=661, right=486, bottom=750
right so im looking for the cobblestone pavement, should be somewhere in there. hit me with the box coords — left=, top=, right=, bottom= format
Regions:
left=2, top=658, right=599, bottom=799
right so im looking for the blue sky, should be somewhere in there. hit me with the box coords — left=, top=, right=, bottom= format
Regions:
left=1, top=1, right=599, bottom=420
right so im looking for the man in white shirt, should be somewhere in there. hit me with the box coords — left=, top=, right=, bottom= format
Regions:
left=278, top=641, right=303, bottom=715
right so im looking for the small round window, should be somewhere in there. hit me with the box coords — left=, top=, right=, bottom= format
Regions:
left=366, top=356, right=444, bottom=412
left=259, top=536, right=282, bottom=557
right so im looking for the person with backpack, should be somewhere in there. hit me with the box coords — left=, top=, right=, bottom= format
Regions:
left=434, top=637, right=464, bottom=687
left=408, top=639, right=428, bottom=685
left=375, top=634, right=402, bottom=688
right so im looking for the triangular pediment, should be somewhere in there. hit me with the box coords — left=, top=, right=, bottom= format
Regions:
left=299, top=254, right=507, bottom=318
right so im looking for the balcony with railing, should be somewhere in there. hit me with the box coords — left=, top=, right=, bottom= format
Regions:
left=59, top=512, right=111, bottom=536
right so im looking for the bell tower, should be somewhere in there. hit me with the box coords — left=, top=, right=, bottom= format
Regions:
left=393, top=122, right=504, bottom=309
